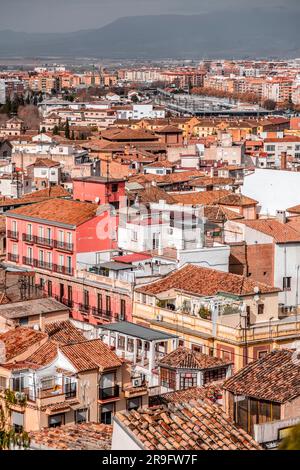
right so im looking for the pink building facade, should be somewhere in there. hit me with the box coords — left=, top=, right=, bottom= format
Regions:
left=6, top=199, right=132, bottom=325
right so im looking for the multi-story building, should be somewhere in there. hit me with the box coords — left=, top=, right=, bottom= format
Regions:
left=130, top=263, right=300, bottom=372
left=0, top=325, right=148, bottom=431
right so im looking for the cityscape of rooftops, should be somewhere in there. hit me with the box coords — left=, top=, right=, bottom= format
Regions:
left=0, top=0, right=299, bottom=460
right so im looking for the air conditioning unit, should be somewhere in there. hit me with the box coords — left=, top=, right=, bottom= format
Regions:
left=132, top=377, right=142, bottom=388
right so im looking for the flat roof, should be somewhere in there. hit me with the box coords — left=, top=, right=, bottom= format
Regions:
left=100, top=321, right=178, bottom=341
left=0, top=298, right=68, bottom=319
left=73, top=176, right=126, bottom=183
left=99, top=261, right=134, bottom=271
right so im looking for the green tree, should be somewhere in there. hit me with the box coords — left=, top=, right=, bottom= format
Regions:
left=53, top=125, right=60, bottom=135
left=0, top=391, right=30, bottom=450
left=65, top=119, right=70, bottom=139
left=279, top=424, right=300, bottom=450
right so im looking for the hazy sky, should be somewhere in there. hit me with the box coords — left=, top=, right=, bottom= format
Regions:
left=0, top=0, right=299, bottom=33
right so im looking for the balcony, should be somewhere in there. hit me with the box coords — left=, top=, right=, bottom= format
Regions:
left=22, top=233, right=34, bottom=243
left=34, top=236, right=54, bottom=248
left=7, top=230, right=19, bottom=240
left=10, top=377, right=77, bottom=402
left=79, top=303, right=91, bottom=314
left=53, top=295, right=74, bottom=308
left=23, top=256, right=34, bottom=266
left=54, top=240, right=74, bottom=252
left=99, top=384, right=120, bottom=401
left=53, top=264, right=74, bottom=276
left=7, top=253, right=19, bottom=263
left=33, top=259, right=53, bottom=271
left=91, top=307, right=113, bottom=320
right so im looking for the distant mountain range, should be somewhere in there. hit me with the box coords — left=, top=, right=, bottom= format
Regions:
left=0, top=8, right=299, bottom=59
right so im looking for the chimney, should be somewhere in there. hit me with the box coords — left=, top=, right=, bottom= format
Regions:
left=280, top=151, right=287, bottom=170
left=276, top=210, right=286, bottom=224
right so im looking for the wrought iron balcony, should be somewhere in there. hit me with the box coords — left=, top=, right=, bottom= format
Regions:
left=53, top=264, right=74, bottom=276
left=22, top=233, right=34, bottom=243
left=99, top=384, right=120, bottom=400
left=34, top=236, right=54, bottom=248
left=7, top=253, right=19, bottom=263
left=7, top=230, right=19, bottom=240
left=54, top=240, right=74, bottom=252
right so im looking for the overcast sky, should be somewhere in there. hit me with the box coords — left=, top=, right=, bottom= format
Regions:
left=0, top=0, right=299, bottom=33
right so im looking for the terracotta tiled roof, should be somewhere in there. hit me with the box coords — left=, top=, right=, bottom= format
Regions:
left=0, top=185, right=70, bottom=208
left=223, top=349, right=300, bottom=403
left=136, top=264, right=279, bottom=297
left=116, top=400, right=261, bottom=450
left=204, top=205, right=244, bottom=222
left=28, top=158, right=60, bottom=168
left=7, top=198, right=98, bottom=226
left=45, top=320, right=86, bottom=345
left=157, top=385, right=223, bottom=405
left=25, top=340, right=58, bottom=366
left=173, top=190, right=231, bottom=206
left=190, top=177, right=235, bottom=187
left=0, top=327, right=47, bottom=362
left=159, top=347, right=232, bottom=370
left=144, top=161, right=176, bottom=168
left=218, top=193, right=258, bottom=207
left=240, top=218, right=300, bottom=243
left=60, top=339, right=122, bottom=372
left=287, top=204, right=300, bottom=214
left=30, top=423, right=112, bottom=450
left=127, top=186, right=177, bottom=205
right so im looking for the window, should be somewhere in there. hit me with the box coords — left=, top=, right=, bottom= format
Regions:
left=12, top=411, right=24, bottom=433
left=49, top=413, right=65, bottom=428
left=192, top=344, right=203, bottom=353
left=27, top=223, right=32, bottom=236
left=283, top=276, right=291, bottom=291
left=75, top=408, right=89, bottom=424
left=120, top=299, right=126, bottom=320
left=83, top=289, right=89, bottom=308
left=12, top=220, right=17, bottom=234
left=257, top=304, right=265, bottom=315
left=58, top=254, right=64, bottom=267
left=117, top=335, right=125, bottom=350
left=67, top=286, right=73, bottom=305
left=66, top=256, right=72, bottom=274
left=179, top=372, right=197, bottom=390
left=47, top=280, right=52, bottom=297
left=131, top=231, right=138, bottom=242
left=100, top=403, right=114, bottom=425
left=38, top=226, right=44, bottom=238
left=111, top=183, right=118, bottom=193
left=203, top=367, right=227, bottom=385
left=127, top=397, right=142, bottom=411
left=96, top=293, right=102, bottom=312
left=160, top=368, right=176, bottom=389
left=258, top=350, right=268, bottom=359
left=46, top=227, right=52, bottom=241
left=19, top=317, right=28, bottom=326
left=0, top=376, right=7, bottom=390
left=106, top=295, right=111, bottom=314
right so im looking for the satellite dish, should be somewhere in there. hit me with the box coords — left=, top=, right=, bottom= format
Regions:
left=254, top=294, right=260, bottom=302
left=253, top=286, right=260, bottom=294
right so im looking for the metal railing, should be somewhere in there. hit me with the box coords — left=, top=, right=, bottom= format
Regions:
left=7, top=230, right=19, bottom=240
left=22, top=233, right=34, bottom=243
left=7, top=253, right=19, bottom=262
left=53, top=264, right=74, bottom=276
left=99, top=384, right=120, bottom=400
left=54, top=240, right=74, bottom=252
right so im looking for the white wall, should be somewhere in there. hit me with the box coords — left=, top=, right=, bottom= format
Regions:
left=111, top=420, right=143, bottom=450
left=243, top=169, right=300, bottom=216
left=178, top=244, right=230, bottom=272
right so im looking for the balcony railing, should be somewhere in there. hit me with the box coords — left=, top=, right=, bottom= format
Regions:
left=22, top=233, right=34, bottom=243
left=53, top=264, right=74, bottom=276
left=33, top=259, right=53, bottom=271
left=91, top=307, right=113, bottom=320
left=79, top=303, right=91, bottom=314
left=7, top=230, right=19, bottom=240
left=54, top=240, right=74, bottom=252
left=23, top=256, right=34, bottom=266
left=99, top=384, right=120, bottom=400
left=34, top=236, right=54, bottom=248
left=7, top=253, right=19, bottom=263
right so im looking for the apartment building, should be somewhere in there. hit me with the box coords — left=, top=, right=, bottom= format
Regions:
left=223, top=349, right=300, bottom=448
left=0, top=326, right=148, bottom=432
left=129, top=263, right=300, bottom=371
